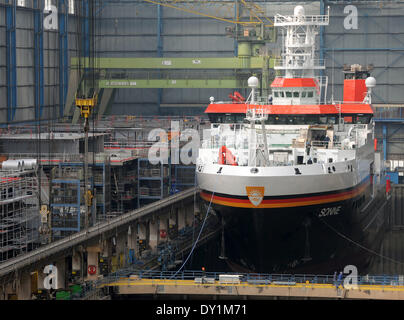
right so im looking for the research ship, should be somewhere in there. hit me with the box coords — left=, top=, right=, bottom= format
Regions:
left=196, top=6, right=388, bottom=273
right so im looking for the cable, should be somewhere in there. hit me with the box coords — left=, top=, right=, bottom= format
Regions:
left=170, top=191, right=215, bottom=279
left=90, top=0, right=96, bottom=225
left=319, top=216, right=404, bottom=266
left=189, top=168, right=198, bottom=267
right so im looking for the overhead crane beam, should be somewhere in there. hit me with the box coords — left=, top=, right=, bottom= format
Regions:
left=239, top=0, right=273, bottom=27
left=70, top=56, right=275, bottom=90
left=66, top=1, right=277, bottom=122
left=99, top=78, right=246, bottom=89
left=71, top=57, right=274, bottom=69
left=142, top=0, right=273, bottom=27
left=66, top=55, right=276, bottom=120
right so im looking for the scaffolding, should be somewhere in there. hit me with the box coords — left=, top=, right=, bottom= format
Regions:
left=137, top=158, right=171, bottom=208
left=92, top=155, right=111, bottom=223
left=172, top=165, right=196, bottom=193
left=49, top=154, right=111, bottom=241
left=111, top=163, right=138, bottom=217
left=50, top=166, right=83, bottom=241
left=0, top=169, right=40, bottom=263
left=0, top=117, right=207, bottom=247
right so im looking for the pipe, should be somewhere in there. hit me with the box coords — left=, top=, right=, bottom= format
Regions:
left=2, top=160, right=22, bottom=171
left=20, top=159, right=38, bottom=170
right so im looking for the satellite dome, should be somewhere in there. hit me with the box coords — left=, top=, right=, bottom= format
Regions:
left=248, top=76, right=259, bottom=88
left=365, top=77, right=376, bottom=88
left=294, top=5, right=305, bottom=17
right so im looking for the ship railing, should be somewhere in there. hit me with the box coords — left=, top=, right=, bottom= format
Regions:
left=311, top=140, right=330, bottom=148
left=352, top=124, right=368, bottom=130
left=201, top=140, right=347, bottom=153
left=331, top=100, right=369, bottom=105
left=6, top=153, right=112, bottom=164
left=274, top=14, right=329, bottom=26
left=201, top=140, right=249, bottom=151
left=104, top=140, right=154, bottom=150
left=6, top=153, right=83, bottom=163
left=210, top=100, right=268, bottom=105
left=210, top=159, right=292, bottom=167
left=93, top=269, right=404, bottom=289
left=311, top=140, right=346, bottom=150
left=273, top=58, right=325, bottom=70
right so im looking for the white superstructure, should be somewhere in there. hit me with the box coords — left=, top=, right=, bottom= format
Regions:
left=196, top=5, right=378, bottom=207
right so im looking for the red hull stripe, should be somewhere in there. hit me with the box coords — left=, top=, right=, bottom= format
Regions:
left=200, top=180, right=370, bottom=209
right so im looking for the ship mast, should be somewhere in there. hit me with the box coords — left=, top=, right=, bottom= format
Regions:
left=274, top=5, right=329, bottom=78
left=246, top=76, right=270, bottom=167
left=273, top=5, right=330, bottom=104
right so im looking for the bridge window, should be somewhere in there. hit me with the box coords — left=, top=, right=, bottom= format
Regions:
left=225, top=114, right=234, bottom=123
left=286, top=91, right=292, bottom=98
left=208, top=113, right=249, bottom=124
left=208, top=114, right=348, bottom=125
left=301, top=91, right=307, bottom=98
left=275, top=116, right=287, bottom=124
left=357, top=115, right=371, bottom=124
left=293, top=92, right=299, bottom=98
left=274, top=91, right=279, bottom=98
left=307, top=91, right=314, bottom=98
left=211, top=115, right=223, bottom=123
left=328, top=116, right=336, bottom=124
left=344, top=116, right=353, bottom=123
left=304, top=115, right=317, bottom=124
left=236, top=114, right=245, bottom=123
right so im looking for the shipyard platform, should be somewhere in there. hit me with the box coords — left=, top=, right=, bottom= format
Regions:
left=94, top=270, right=404, bottom=300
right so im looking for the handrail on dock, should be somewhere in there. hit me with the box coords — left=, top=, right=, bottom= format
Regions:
left=0, top=187, right=199, bottom=278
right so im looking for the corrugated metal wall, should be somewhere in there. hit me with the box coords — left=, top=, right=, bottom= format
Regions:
left=1, top=1, right=404, bottom=122
left=96, top=2, right=237, bottom=115
left=374, top=123, right=404, bottom=161
left=324, top=2, right=404, bottom=104
left=15, top=8, right=35, bottom=122
left=97, top=1, right=320, bottom=115
left=0, top=0, right=80, bottom=125
left=0, top=5, right=7, bottom=122
left=93, top=0, right=404, bottom=114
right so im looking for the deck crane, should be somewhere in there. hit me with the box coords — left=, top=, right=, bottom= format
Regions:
left=142, top=0, right=275, bottom=43
left=142, top=0, right=273, bottom=26
left=142, top=0, right=277, bottom=97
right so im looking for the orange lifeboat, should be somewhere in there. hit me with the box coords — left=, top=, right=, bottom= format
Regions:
left=218, top=145, right=238, bottom=166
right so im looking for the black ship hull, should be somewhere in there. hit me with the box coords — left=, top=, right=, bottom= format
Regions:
left=201, top=186, right=388, bottom=274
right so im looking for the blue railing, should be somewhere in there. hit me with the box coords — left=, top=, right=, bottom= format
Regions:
left=132, top=270, right=404, bottom=286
